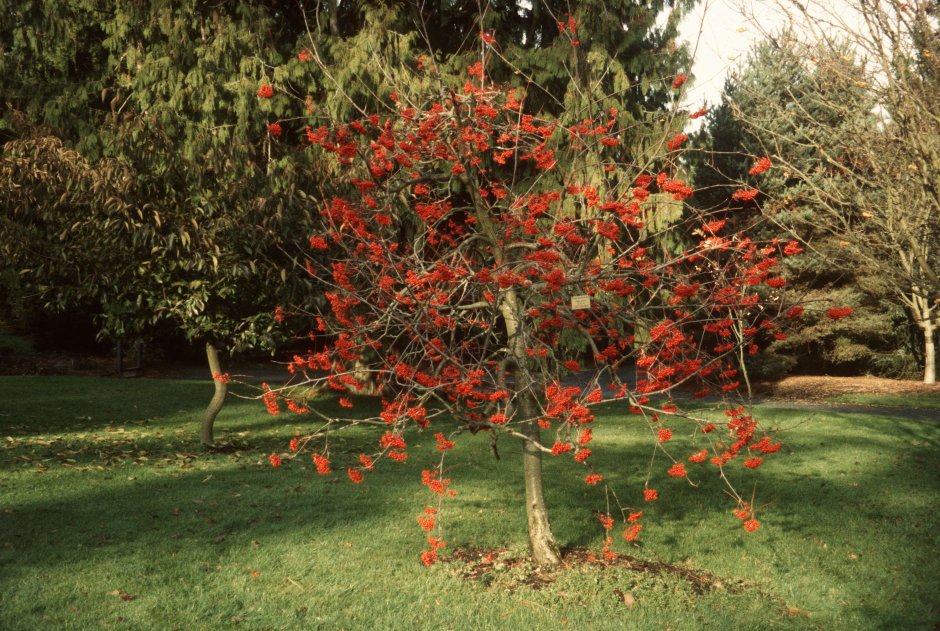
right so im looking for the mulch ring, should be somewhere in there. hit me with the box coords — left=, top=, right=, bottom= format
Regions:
left=440, top=546, right=745, bottom=595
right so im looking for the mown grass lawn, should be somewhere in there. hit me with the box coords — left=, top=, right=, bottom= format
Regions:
left=0, top=375, right=937, bottom=630
left=823, top=392, right=940, bottom=410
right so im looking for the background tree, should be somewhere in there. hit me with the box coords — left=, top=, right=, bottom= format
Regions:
left=297, top=1, right=695, bottom=128
left=693, top=35, right=917, bottom=379
left=0, top=122, right=313, bottom=445
left=702, top=1, right=939, bottom=383
left=0, top=1, right=322, bottom=444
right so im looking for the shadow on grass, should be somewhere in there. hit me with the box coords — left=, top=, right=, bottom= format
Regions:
left=0, top=378, right=378, bottom=475
left=1, top=379, right=938, bottom=629
left=0, top=377, right=216, bottom=433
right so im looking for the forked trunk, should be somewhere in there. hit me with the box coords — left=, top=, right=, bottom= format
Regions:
left=201, top=341, right=227, bottom=447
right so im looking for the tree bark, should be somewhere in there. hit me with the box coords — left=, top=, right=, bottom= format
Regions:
left=518, top=389, right=562, bottom=566
left=922, top=318, right=936, bottom=384
left=201, top=341, right=227, bottom=447
left=350, top=358, right=380, bottom=395
left=328, top=4, right=340, bottom=37
left=912, top=291, right=937, bottom=385
left=500, top=289, right=562, bottom=566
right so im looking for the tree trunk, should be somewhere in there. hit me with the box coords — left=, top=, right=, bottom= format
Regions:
left=500, top=289, right=562, bottom=567
left=201, top=342, right=227, bottom=447
left=922, top=318, right=936, bottom=384
left=350, top=358, right=380, bottom=395
left=518, top=389, right=562, bottom=566
left=328, top=6, right=340, bottom=37
left=912, top=292, right=937, bottom=385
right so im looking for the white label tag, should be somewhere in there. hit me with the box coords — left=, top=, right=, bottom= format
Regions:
left=571, top=295, right=591, bottom=310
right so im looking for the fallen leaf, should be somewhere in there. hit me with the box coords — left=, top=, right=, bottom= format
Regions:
left=613, top=589, right=636, bottom=607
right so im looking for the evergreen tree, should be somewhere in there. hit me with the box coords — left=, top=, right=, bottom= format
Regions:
left=693, top=32, right=922, bottom=379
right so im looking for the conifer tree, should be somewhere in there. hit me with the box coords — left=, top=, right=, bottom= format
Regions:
left=693, top=30, right=929, bottom=379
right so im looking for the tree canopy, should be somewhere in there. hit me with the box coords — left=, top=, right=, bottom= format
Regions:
left=262, top=19, right=797, bottom=565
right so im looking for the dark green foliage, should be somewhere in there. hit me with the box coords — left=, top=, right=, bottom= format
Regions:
left=291, top=1, right=695, bottom=129
left=1, top=0, right=700, bottom=357
left=0, top=1, right=319, bottom=353
left=692, top=32, right=918, bottom=378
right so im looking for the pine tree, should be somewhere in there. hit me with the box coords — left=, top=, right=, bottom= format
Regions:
left=693, top=32, right=922, bottom=379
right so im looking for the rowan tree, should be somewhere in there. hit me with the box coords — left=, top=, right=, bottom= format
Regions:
left=298, top=0, right=695, bottom=120
left=266, top=25, right=799, bottom=567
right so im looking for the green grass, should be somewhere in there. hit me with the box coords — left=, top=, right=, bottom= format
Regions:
left=1, top=376, right=938, bottom=630
left=824, top=392, right=940, bottom=410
